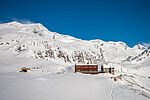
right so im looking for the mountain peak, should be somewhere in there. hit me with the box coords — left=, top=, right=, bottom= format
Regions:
left=3, top=21, right=42, bottom=26
left=133, top=44, right=147, bottom=50
left=6, top=21, right=22, bottom=25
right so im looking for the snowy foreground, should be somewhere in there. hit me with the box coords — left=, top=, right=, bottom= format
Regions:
left=0, top=55, right=149, bottom=100
left=0, top=22, right=150, bottom=100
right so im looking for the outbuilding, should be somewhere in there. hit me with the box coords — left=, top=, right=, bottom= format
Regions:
left=101, top=63, right=114, bottom=74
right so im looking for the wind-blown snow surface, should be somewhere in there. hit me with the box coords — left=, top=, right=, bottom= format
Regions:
left=0, top=21, right=150, bottom=100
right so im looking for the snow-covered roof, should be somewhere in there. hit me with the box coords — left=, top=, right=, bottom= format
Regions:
left=102, top=64, right=114, bottom=68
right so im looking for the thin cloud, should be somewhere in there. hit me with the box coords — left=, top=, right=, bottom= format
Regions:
left=0, top=18, right=34, bottom=24
left=11, top=18, right=34, bottom=24
left=142, top=42, right=150, bottom=47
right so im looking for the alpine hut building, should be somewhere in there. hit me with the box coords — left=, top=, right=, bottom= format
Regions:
left=75, top=63, right=115, bottom=75
left=75, top=64, right=99, bottom=74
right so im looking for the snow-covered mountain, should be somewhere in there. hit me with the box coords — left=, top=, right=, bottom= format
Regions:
left=130, top=47, right=150, bottom=62
left=0, top=21, right=147, bottom=64
left=0, top=21, right=150, bottom=100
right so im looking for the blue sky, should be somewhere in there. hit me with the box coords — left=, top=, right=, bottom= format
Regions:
left=0, top=0, right=150, bottom=47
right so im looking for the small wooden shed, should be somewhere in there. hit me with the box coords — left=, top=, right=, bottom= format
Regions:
left=20, top=67, right=30, bottom=72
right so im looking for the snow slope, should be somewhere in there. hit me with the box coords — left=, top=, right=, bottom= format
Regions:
left=0, top=21, right=145, bottom=64
left=0, top=21, right=150, bottom=100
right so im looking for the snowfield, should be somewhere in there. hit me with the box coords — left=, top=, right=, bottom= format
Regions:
left=0, top=21, right=150, bottom=100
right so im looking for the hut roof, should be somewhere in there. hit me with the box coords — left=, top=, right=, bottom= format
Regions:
left=102, top=64, right=114, bottom=68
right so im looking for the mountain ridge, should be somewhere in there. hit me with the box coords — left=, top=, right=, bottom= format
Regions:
left=0, top=21, right=148, bottom=64
left=0, top=21, right=150, bottom=100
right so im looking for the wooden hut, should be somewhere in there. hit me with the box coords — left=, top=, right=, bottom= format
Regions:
left=20, top=67, right=30, bottom=72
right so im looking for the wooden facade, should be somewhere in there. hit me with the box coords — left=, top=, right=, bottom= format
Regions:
left=103, top=68, right=114, bottom=74
left=75, top=64, right=98, bottom=74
